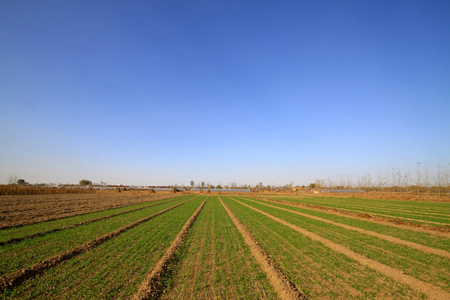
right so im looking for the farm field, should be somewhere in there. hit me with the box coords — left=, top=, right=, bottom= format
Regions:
left=0, top=192, right=179, bottom=228
left=258, top=194, right=450, bottom=227
left=0, top=193, right=449, bottom=299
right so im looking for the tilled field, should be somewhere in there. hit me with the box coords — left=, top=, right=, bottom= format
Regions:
left=0, top=192, right=178, bottom=229
left=0, top=194, right=448, bottom=299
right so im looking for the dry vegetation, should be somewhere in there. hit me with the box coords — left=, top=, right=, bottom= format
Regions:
left=0, top=185, right=96, bottom=196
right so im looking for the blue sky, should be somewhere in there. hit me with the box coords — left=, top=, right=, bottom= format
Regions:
left=1, top=1, right=449, bottom=186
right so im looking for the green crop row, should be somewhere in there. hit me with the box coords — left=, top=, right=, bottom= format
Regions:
left=1, top=197, right=207, bottom=299
left=0, top=196, right=193, bottom=276
left=266, top=195, right=449, bottom=212
left=261, top=195, right=450, bottom=224
left=0, top=195, right=194, bottom=243
left=263, top=195, right=450, bottom=214
left=161, top=196, right=276, bottom=299
left=222, top=196, right=423, bottom=299
left=241, top=196, right=449, bottom=251
left=231, top=196, right=449, bottom=290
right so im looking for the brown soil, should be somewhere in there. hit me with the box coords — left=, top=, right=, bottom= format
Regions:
left=254, top=196, right=450, bottom=236
left=0, top=198, right=182, bottom=246
left=219, top=197, right=306, bottom=300
left=132, top=197, right=208, bottom=300
left=0, top=192, right=176, bottom=229
left=239, top=196, right=450, bottom=259
left=232, top=198, right=450, bottom=300
left=0, top=200, right=191, bottom=290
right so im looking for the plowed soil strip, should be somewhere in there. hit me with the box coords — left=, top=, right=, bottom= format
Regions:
left=255, top=197, right=450, bottom=236
left=0, top=200, right=191, bottom=290
left=0, top=197, right=191, bottom=246
left=238, top=196, right=450, bottom=259
left=132, top=197, right=208, bottom=300
left=233, top=198, right=450, bottom=300
left=219, top=197, right=306, bottom=300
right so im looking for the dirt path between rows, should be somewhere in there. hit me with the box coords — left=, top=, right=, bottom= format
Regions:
left=0, top=197, right=188, bottom=246
left=253, top=197, right=450, bottom=237
left=0, top=200, right=191, bottom=290
left=219, top=197, right=306, bottom=300
left=132, top=197, right=208, bottom=300
left=237, top=196, right=450, bottom=259
left=233, top=198, right=450, bottom=300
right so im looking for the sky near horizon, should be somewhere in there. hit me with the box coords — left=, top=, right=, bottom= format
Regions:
left=1, top=1, right=449, bottom=186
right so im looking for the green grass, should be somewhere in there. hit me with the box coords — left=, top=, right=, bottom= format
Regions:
left=1, top=197, right=207, bottom=299
left=0, top=196, right=193, bottom=276
left=222, top=196, right=423, bottom=299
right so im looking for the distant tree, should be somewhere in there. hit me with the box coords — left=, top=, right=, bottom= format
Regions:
left=190, top=180, right=195, bottom=188
left=201, top=181, right=205, bottom=188
left=216, top=184, right=222, bottom=189
left=79, top=179, right=92, bottom=186
left=17, top=179, right=26, bottom=185
left=309, top=183, right=316, bottom=189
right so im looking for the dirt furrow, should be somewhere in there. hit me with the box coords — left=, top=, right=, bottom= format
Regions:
left=233, top=198, right=450, bottom=300
left=0, top=200, right=191, bottom=290
left=132, top=197, right=208, bottom=300
left=219, top=197, right=306, bottom=300
left=0, top=197, right=189, bottom=246
left=254, top=197, right=450, bottom=236
left=238, top=196, right=450, bottom=259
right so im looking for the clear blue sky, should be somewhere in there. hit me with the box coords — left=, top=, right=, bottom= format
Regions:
left=1, top=1, right=449, bottom=186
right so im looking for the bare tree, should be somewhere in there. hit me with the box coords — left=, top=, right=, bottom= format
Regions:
left=326, top=177, right=333, bottom=189
left=416, top=162, right=422, bottom=193
left=435, top=163, right=443, bottom=198
left=404, top=169, right=411, bottom=193
left=8, top=174, right=18, bottom=185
